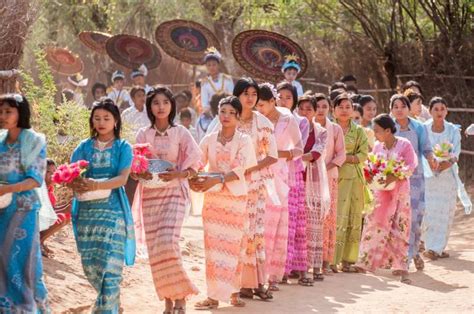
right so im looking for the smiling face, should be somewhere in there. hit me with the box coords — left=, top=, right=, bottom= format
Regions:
left=0, top=102, right=19, bottom=130
left=278, top=89, right=294, bottom=109
left=219, top=103, right=239, bottom=129
left=430, top=102, right=448, bottom=122
left=391, top=99, right=410, bottom=121
left=334, top=99, right=353, bottom=123
left=373, top=123, right=391, bottom=143
left=297, top=100, right=315, bottom=122
left=238, top=87, right=258, bottom=111
left=92, top=108, right=116, bottom=136
left=150, top=93, right=172, bottom=122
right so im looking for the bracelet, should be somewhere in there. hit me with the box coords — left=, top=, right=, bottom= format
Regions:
left=289, top=150, right=293, bottom=160
left=93, top=181, right=99, bottom=191
left=219, top=173, right=225, bottom=184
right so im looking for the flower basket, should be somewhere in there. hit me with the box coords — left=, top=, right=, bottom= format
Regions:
left=76, top=178, right=111, bottom=202
left=368, top=173, right=396, bottom=191
left=140, top=159, right=175, bottom=188
left=194, top=172, right=223, bottom=193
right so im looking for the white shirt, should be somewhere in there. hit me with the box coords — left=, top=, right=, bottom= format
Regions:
left=121, top=105, right=150, bottom=140
left=200, top=73, right=234, bottom=110
left=108, top=88, right=132, bottom=107
left=144, top=84, right=153, bottom=94
left=291, top=80, right=304, bottom=97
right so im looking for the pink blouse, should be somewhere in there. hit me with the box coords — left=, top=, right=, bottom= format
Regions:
left=322, top=118, right=346, bottom=179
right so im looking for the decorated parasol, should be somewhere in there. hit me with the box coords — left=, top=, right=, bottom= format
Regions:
left=232, top=30, right=308, bottom=82
left=155, top=19, right=220, bottom=65
left=105, top=34, right=162, bottom=69
left=79, top=31, right=112, bottom=54
left=45, top=47, right=84, bottom=75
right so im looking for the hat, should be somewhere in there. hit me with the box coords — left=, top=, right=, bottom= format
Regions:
left=67, top=73, right=88, bottom=87
left=130, top=64, right=148, bottom=79
left=111, top=70, right=125, bottom=82
left=281, top=54, right=301, bottom=73
left=203, top=47, right=222, bottom=63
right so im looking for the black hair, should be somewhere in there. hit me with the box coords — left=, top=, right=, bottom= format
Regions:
left=179, top=108, right=192, bottom=120
left=373, top=113, right=397, bottom=134
left=390, top=94, right=411, bottom=110
left=46, top=158, right=56, bottom=167
left=428, top=96, right=448, bottom=111
left=276, top=81, right=298, bottom=111
left=333, top=92, right=352, bottom=108
left=350, top=93, right=361, bottom=104
left=130, top=86, right=146, bottom=99
left=353, top=103, right=363, bottom=116
left=359, top=95, right=376, bottom=108
left=258, top=83, right=276, bottom=101
left=89, top=98, right=122, bottom=138
left=173, top=92, right=189, bottom=102
left=297, top=94, right=316, bottom=110
left=347, top=85, right=358, bottom=94
left=218, top=95, right=243, bottom=116
left=404, top=89, right=424, bottom=103
left=146, top=86, right=176, bottom=127
left=329, top=88, right=345, bottom=104
left=402, top=80, right=423, bottom=95
left=195, top=80, right=201, bottom=89
left=182, top=90, right=192, bottom=101
left=61, top=89, right=75, bottom=102
left=313, top=93, right=329, bottom=106
left=233, top=77, right=260, bottom=100
left=330, top=81, right=347, bottom=92
left=0, top=94, right=32, bottom=129
left=210, top=93, right=229, bottom=117
left=340, top=74, right=357, bottom=83
left=92, top=82, right=107, bottom=96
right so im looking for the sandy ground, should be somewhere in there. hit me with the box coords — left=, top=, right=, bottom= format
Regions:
left=43, top=188, right=474, bottom=314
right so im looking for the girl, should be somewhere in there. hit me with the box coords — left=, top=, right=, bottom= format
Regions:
left=390, top=94, right=437, bottom=271
left=192, top=96, right=257, bottom=310
left=0, top=94, right=50, bottom=313
left=70, top=98, right=135, bottom=313
left=132, top=86, right=201, bottom=314
left=359, top=95, right=377, bottom=149
left=355, top=114, right=418, bottom=284
left=333, top=93, right=369, bottom=272
left=422, top=97, right=472, bottom=260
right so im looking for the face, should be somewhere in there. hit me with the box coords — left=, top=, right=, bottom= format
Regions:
left=284, top=68, right=298, bottom=82
left=0, top=102, right=19, bottom=130
left=278, top=89, right=294, bottom=109
left=334, top=99, right=353, bottom=122
left=362, top=101, right=377, bottom=121
left=430, top=102, right=448, bottom=121
left=94, top=88, right=106, bottom=101
left=205, top=59, right=219, bottom=77
left=315, top=99, right=330, bottom=121
left=238, top=87, right=258, bottom=110
left=180, top=117, right=192, bottom=128
left=113, top=79, right=124, bottom=90
left=132, top=90, right=146, bottom=107
left=352, top=110, right=362, bottom=124
left=256, top=99, right=276, bottom=117
left=297, top=101, right=315, bottom=122
left=150, top=93, right=172, bottom=121
left=132, top=75, right=145, bottom=86
left=391, top=99, right=410, bottom=120
left=218, top=103, right=239, bottom=129
left=410, top=98, right=423, bottom=117
left=45, top=164, right=56, bottom=186
left=373, top=123, right=391, bottom=143
left=92, top=108, right=116, bottom=136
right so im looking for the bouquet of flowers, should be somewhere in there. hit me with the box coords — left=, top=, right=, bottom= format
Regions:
left=52, top=160, right=89, bottom=184
left=364, top=153, right=411, bottom=191
left=131, top=144, right=152, bottom=174
left=132, top=144, right=175, bottom=188
left=433, top=141, right=454, bottom=162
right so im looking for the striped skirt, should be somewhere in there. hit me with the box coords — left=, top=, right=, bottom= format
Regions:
left=141, top=186, right=198, bottom=300
left=323, top=178, right=338, bottom=264
left=264, top=203, right=289, bottom=282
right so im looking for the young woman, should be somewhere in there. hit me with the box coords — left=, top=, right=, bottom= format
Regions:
left=302, top=93, right=346, bottom=274
left=69, top=98, right=135, bottom=313
left=422, top=97, right=472, bottom=260
left=276, top=82, right=309, bottom=144
left=255, top=83, right=303, bottom=290
left=333, top=93, right=369, bottom=272
left=390, top=94, right=437, bottom=271
left=192, top=96, right=257, bottom=310
left=355, top=114, right=418, bottom=284
left=297, top=94, right=331, bottom=282
left=0, top=94, right=50, bottom=312
left=359, top=95, right=377, bottom=148
left=132, top=87, right=201, bottom=314
left=404, top=89, right=426, bottom=122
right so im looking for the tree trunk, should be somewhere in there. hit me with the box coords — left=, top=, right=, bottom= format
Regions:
left=0, top=0, right=37, bottom=93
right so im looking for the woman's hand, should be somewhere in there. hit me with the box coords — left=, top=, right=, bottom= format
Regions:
left=0, top=184, right=11, bottom=196
left=131, top=171, right=153, bottom=181
left=428, top=158, right=439, bottom=171
left=158, top=168, right=186, bottom=182
left=382, top=174, right=398, bottom=187
left=74, top=177, right=99, bottom=194
left=302, top=154, right=313, bottom=162
left=437, top=161, right=452, bottom=172
left=189, top=176, right=220, bottom=192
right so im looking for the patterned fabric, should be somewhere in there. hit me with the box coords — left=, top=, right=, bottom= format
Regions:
left=323, top=178, right=338, bottom=263
left=0, top=132, right=49, bottom=313
left=356, top=137, right=418, bottom=272
left=71, top=139, right=134, bottom=313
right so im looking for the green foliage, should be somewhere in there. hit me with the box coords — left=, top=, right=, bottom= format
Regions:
left=21, top=50, right=90, bottom=164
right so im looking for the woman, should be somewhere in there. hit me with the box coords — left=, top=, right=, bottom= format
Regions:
left=192, top=96, right=257, bottom=310
left=333, top=93, right=369, bottom=272
left=404, top=89, right=426, bottom=122
left=302, top=93, right=346, bottom=275
left=355, top=114, right=418, bottom=284
left=276, top=82, right=310, bottom=282
left=390, top=94, right=437, bottom=271
left=255, top=83, right=303, bottom=290
left=0, top=94, right=50, bottom=313
left=132, top=87, right=201, bottom=313
left=70, top=98, right=135, bottom=313
left=422, top=97, right=472, bottom=260
left=359, top=95, right=377, bottom=149
left=209, top=78, right=278, bottom=300
left=297, top=94, right=331, bottom=282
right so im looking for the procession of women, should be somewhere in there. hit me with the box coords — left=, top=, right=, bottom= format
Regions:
left=0, top=20, right=472, bottom=314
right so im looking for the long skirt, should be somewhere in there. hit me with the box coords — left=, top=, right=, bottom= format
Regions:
left=334, top=177, right=364, bottom=265
left=323, top=177, right=338, bottom=264
left=306, top=186, right=324, bottom=269
left=202, top=190, right=247, bottom=302
left=356, top=181, right=411, bottom=271
left=75, top=195, right=126, bottom=313
left=285, top=162, right=307, bottom=273
left=423, top=170, right=457, bottom=254
left=407, top=174, right=425, bottom=261
left=0, top=206, right=49, bottom=313
left=264, top=203, right=288, bottom=282
left=240, top=174, right=266, bottom=288
left=142, top=186, right=198, bottom=300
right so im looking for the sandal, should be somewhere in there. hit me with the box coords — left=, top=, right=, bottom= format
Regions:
left=288, top=270, right=300, bottom=279
left=298, top=277, right=314, bottom=286
left=422, top=250, right=438, bottom=261
left=253, top=288, right=273, bottom=301
left=280, top=275, right=289, bottom=284
left=413, top=255, right=425, bottom=271
left=342, top=265, right=359, bottom=273
left=230, top=295, right=246, bottom=307
left=313, top=272, right=324, bottom=281
left=330, top=265, right=339, bottom=273
left=239, top=288, right=254, bottom=299
left=268, top=282, right=279, bottom=291
left=439, top=251, right=450, bottom=258
left=400, top=274, right=412, bottom=285
left=194, top=298, right=218, bottom=310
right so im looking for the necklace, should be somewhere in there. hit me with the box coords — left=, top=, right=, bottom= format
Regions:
left=218, top=131, right=234, bottom=145
left=96, top=138, right=114, bottom=150
left=155, top=125, right=170, bottom=136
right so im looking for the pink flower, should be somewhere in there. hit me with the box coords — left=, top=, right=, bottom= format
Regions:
left=133, top=144, right=152, bottom=157
left=77, top=160, right=89, bottom=168
left=131, top=155, right=149, bottom=174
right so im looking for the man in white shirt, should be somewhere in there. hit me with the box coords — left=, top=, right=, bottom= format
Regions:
left=121, top=86, right=150, bottom=140
left=108, top=70, right=132, bottom=111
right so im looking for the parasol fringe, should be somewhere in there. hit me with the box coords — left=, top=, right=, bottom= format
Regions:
left=0, top=69, right=20, bottom=79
